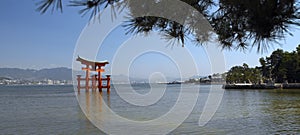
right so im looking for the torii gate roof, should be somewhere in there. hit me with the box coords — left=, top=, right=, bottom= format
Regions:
left=76, top=56, right=109, bottom=68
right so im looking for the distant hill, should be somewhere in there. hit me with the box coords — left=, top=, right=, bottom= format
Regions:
left=0, top=67, right=72, bottom=80
left=0, top=67, right=190, bottom=82
left=0, top=77, right=11, bottom=80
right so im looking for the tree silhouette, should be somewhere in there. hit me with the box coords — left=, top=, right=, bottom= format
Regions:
left=36, top=0, right=300, bottom=53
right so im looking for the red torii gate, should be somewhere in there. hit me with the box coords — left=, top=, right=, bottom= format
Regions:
left=76, top=56, right=110, bottom=92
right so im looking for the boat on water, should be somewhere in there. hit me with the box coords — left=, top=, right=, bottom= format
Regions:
left=167, top=81, right=182, bottom=85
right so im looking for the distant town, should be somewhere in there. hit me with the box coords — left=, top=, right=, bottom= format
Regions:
left=0, top=77, right=73, bottom=86
left=0, top=67, right=226, bottom=86
left=0, top=74, right=225, bottom=86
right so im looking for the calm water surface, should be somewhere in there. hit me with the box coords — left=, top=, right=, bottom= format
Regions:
left=0, top=85, right=299, bottom=134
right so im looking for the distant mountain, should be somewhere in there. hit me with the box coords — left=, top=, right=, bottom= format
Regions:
left=0, top=67, right=192, bottom=82
left=0, top=67, right=72, bottom=80
left=0, top=77, right=11, bottom=80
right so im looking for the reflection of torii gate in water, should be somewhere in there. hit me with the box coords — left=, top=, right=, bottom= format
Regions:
left=76, top=56, right=111, bottom=92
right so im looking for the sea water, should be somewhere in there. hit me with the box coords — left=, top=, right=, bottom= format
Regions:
left=0, top=85, right=299, bottom=134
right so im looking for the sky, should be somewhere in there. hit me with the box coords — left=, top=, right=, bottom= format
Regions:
left=0, top=0, right=299, bottom=78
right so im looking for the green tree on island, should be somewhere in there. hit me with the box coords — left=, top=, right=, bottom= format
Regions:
left=227, top=44, right=300, bottom=84
left=226, top=63, right=262, bottom=84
